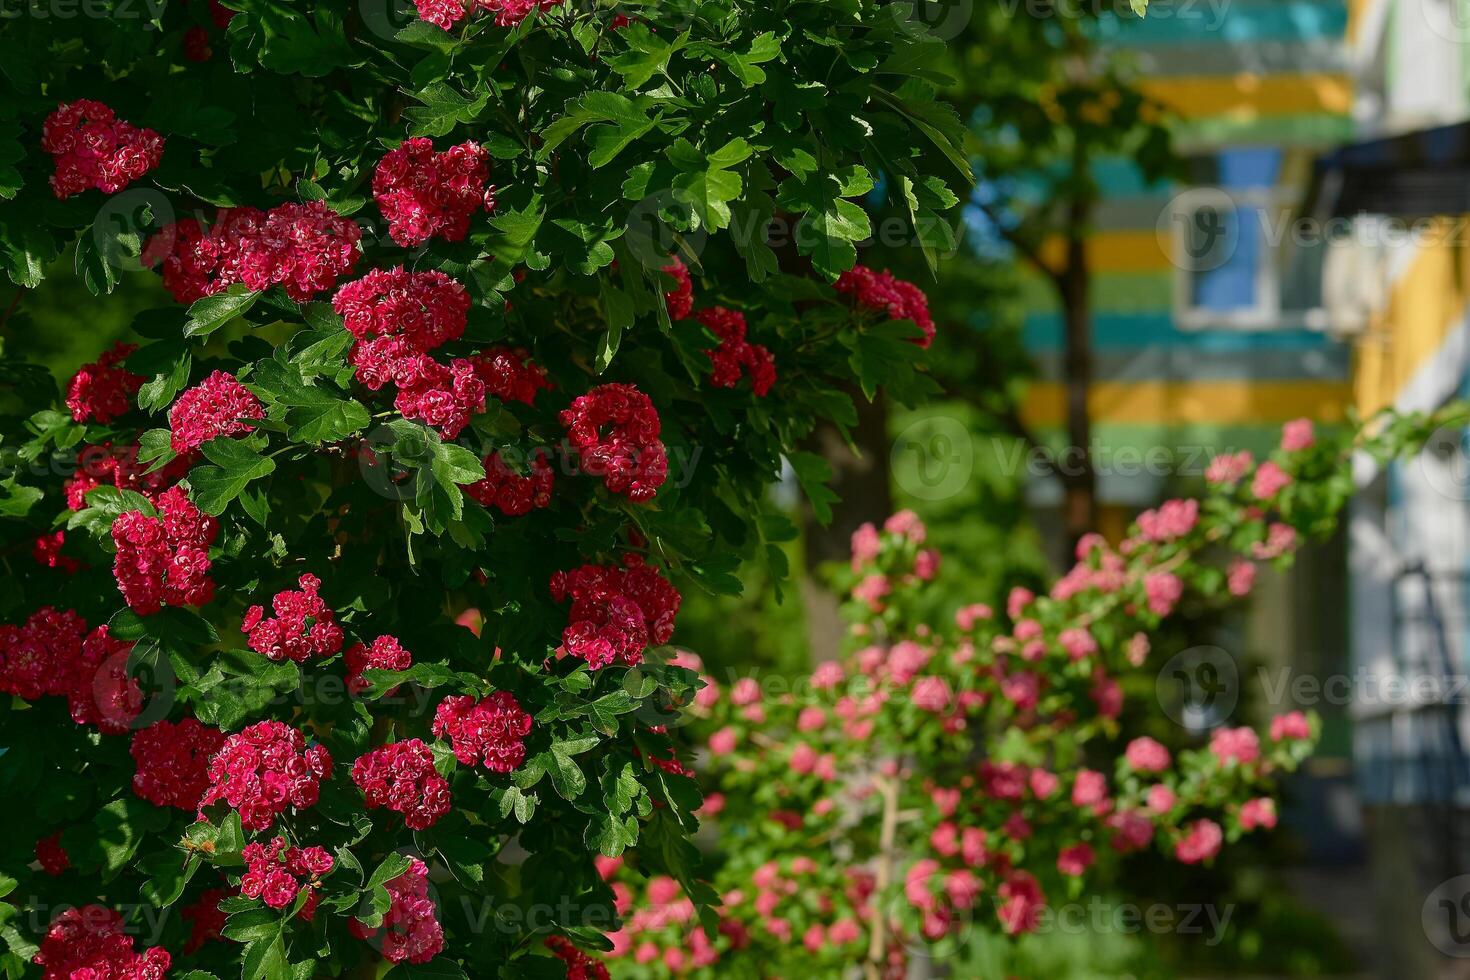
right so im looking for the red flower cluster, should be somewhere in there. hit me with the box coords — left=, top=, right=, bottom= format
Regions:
left=241, top=837, right=335, bottom=917
left=465, top=450, right=554, bottom=515
left=663, top=257, right=694, bottom=320
left=182, top=888, right=231, bottom=953
left=333, top=267, right=469, bottom=352
left=547, top=936, right=611, bottom=980
left=351, top=339, right=487, bottom=439
left=834, top=265, right=936, bottom=348
left=336, top=269, right=549, bottom=438
left=351, top=739, right=452, bottom=830
left=241, top=573, right=344, bottom=663
left=432, top=692, right=532, bottom=772
left=373, top=138, right=494, bottom=247
left=199, top=720, right=333, bottom=831
left=550, top=556, right=681, bottom=669
left=469, top=346, right=552, bottom=406
left=36, top=834, right=69, bottom=876
left=168, top=369, right=264, bottom=453
left=32, top=530, right=82, bottom=573
left=41, top=100, right=163, bottom=199
left=144, top=201, right=362, bottom=303
left=349, top=859, right=445, bottom=963
left=698, top=307, right=776, bottom=396
left=0, top=608, right=142, bottom=733
left=33, top=905, right=171, bottom=980
left=130, top=717, right=226, bottom=810
left=559, top=382, right=668, bottom=501
left=413, top=0, right=563, bottom=31
left=345, top=634, right=413, bottom=694
left=64, top=442, right=190, bottom=511
left=67, top=342, right=143, bottom=423
left=111, top=485, right=218, bottom=614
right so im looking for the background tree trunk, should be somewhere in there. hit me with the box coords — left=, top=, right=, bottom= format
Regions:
left=801, top=391, right=893, bottom=663
left=1058, top=221, right=1097, bottom=553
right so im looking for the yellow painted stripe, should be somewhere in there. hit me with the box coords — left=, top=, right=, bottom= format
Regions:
left=1138, top=74, right=1354, bottom=118
left=1354, top=216, right=1470, bottom=417
left=1022, top=380, right=1352, bottom=427
left=1039, top=230, right=1172, bottom=274
left=1347, top=0, right=1372, bottom=44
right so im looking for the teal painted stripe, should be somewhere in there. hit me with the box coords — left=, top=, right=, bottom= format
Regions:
left=1125, top=39, right=1349, bottom=77
left=1024, top=312, right=1340, bottom=352
left=1031, top=348, right=1351, bottom=383
left=1090, top=0, right=1348, bottom=46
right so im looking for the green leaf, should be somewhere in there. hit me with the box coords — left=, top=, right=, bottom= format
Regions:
left=189, top=441, right=276, bottom=515
left=667, top=138, right=752, bottom=232
left=606, top=25, right=687, bottom=89
left=539, top=92, right=654, bottom=163
left=403, top=82, right=491, bottom=138
left=75, top=224, right=119, bottom=296
left=366, top=852, right=414, bottom=891
left=184, top=286, right=259, bottom=339
left=787, top=451, right=839, bottom=525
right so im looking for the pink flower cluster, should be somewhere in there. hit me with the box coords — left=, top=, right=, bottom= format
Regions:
left=67, top=342, right=144, bottom=423
left=414, top=0, right=563, bottom=30
left=465, top=450, right=555, bottom=515
left=130, top=717, right=226, bottom=810
left=1123, top=736, right=1171, bottom=773
left=111, top=486, right=217, bottom=614
left=349, top=858, right=445, bottom=964
left=199, top=720, right=333, bottom=830
left=345, top=634, right=413, bottom=694
left=168, top=369, right=264, bottom=453
left=560, top=382, right=669, bottom=501
left=0, top=607, right=143, bottom=734
left=33, top=905, right=171, bottom=980
left=145, top=201, right=362, bottom=303
left=241, top=837, right=334, bottom=918
left=1174, top=818, right=1223, bottom=864
left=551, top=556, right=681, bottom=669
left=241, top=573, right=344, bottom=662
left=698, top=307, right=776, bottom=396
left=333, top=267, right=470, bottom=351
left=834, top=265, right=936, bottom=348
left=351, top=738, right=452, bottom=830
left=373, top=138, right=494, bottom=247
left=1136, top=498, right=1198, bottom=543
left=432, top=692, right=532, bottom=772
left=41, top=100, right=163, bottom=199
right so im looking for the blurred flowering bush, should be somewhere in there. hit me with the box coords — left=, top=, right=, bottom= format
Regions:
left=0, top=1, right=972, bottom=978
left=597, top=410, right=1462, bottom=979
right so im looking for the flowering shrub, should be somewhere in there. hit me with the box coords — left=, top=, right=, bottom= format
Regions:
left=596, top=411, right=1461, bottom=977
left=0, top=2, right=969, bottom=977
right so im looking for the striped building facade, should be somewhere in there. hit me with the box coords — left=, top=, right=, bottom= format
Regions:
left=1033, top=0, right=1470, bottom=971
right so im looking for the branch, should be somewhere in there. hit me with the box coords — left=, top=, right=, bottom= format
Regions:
left=864, top=774, right=902, bottom=980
